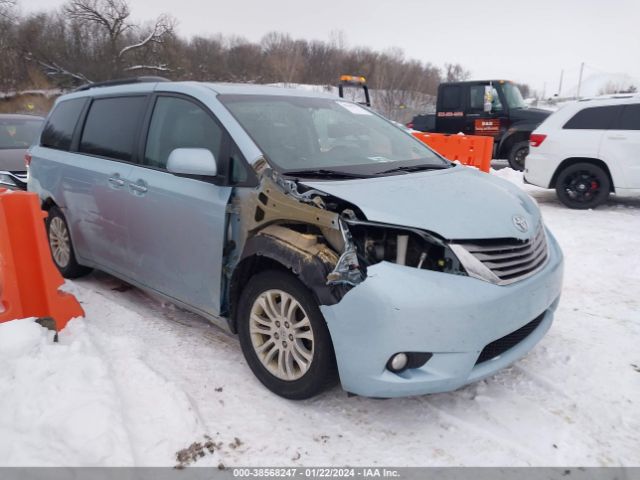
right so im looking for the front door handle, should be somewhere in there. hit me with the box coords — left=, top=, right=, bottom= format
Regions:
left=129, top=180, right=148, bottom=195
left=108, top=175, right=125, bottom=188
left=608, top=135, right=627, bottom=140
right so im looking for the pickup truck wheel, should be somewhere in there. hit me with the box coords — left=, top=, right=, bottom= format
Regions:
left=237, top=270, right=337, bottom=399
left=508, top=141, right=529, bottom=171
left=46, top=206, right=92, bottom=278
left=554, top=162, right=610, bottom=209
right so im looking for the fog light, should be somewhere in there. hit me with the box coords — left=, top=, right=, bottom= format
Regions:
left=387, top=352, right=433, bottom=373
left=388, top=353, right=408, bottom=372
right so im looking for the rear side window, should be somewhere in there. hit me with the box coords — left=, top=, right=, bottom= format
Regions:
left=41, top=99, right=86, bottom=151
left=80, top=96, right=146, bottom=161
left=563, top=105, right=621, bottom=130
left=441, top=86, right=462, bottom=110
left=612, top=104, right=640, bottom=130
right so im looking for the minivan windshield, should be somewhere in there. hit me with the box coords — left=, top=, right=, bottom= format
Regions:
left=219, top=94, right=450, bottom=177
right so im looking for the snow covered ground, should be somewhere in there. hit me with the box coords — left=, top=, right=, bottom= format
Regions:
left=1, top=169, right=639, bottom=467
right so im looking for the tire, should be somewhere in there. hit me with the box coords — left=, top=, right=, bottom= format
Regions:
left=237, top=270, right=337, bottom=399
left=508, top=140, right=530, bottom=171
left=45, top=206, right=92, bottom=278
left=554, top=162, right=611, bottom=209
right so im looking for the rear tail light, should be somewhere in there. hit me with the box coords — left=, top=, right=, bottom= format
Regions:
left=406, top=122, right=414, bottom=129
left=530, top=134, right=547, bottom=147
left=24, top=152, right=32, bottom=167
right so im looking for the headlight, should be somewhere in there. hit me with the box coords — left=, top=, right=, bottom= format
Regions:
left=343, top=218, right=466, bottom=276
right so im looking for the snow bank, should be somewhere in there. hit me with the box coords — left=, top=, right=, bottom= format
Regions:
left=0, top=310, right=203, bottom=466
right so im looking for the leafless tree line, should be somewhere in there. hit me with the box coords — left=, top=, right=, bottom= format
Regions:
left=0, top=0, right=472, bottom=119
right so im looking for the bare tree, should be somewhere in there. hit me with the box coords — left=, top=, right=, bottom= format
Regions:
left=0, top=0, right=16, bottom=20
left=444, top=63, right=470, bottom=82
left=261, top=32, right=305, bottom=84
left=59, top=0, right=175, bottom=80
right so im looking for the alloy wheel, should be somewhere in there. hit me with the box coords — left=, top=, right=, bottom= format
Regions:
left=49, top=216, right=71, bottom=268
left=249, top=289, right=315, bottom=381
left=562, top=170, right=601, bottom=204
left=513, top=147, right=528, bottom=169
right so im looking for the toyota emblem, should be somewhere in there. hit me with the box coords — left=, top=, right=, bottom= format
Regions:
left=512, top=215, right=528, bottom=233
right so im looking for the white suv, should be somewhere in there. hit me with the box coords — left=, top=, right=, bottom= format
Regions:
left=524, top=95, right=640, bottom=208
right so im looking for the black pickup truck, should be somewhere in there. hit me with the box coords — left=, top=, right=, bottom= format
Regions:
left=408, top=80, right=550, bottom=170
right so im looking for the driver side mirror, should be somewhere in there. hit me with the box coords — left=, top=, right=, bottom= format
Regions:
left=167, top=148, right=218, bottom=177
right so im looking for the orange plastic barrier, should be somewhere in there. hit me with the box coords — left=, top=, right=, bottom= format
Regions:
left=413, top=132, right=493, bottom=173
left=0, top=188, right=84, bottom=331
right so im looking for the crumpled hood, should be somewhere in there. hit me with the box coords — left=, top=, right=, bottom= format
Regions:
left=301, top=166, right=541, bottom=240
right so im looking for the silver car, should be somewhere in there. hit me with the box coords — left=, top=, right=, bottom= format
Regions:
left=0, top=114, right=44, bottom=189
left=28, top=79, right=563, bottom=399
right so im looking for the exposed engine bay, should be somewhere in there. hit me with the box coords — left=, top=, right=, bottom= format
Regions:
left=228, top=164, right=466, bottom=303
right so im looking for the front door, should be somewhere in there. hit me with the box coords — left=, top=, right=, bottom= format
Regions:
left=466, top=84, right=507, bottom=138
left=125, top=95, right=233, bottom=315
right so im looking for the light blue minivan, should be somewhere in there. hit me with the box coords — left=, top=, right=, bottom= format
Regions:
left=28, top=78, right=564, bottom=399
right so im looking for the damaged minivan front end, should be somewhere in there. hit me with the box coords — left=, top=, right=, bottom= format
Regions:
left=216, top=88, right=563, bottom=399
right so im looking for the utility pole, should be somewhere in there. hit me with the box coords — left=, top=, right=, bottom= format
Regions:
left=576, top=62, right=585, bottom=99
left=558, top=69, right=564, bottom=97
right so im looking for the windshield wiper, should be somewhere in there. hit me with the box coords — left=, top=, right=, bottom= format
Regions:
left=376, top=164, right=451, bottom=175
left=283, top=169, right=372, bottom=179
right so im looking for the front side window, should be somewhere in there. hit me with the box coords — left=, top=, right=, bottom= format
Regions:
left=80, top=96, right=147, bottom=161
left=144, top=96, right=223, bottom=169
left=469, top=85, right=503, bottom=112
left=219, top=94, right=449, bottom=176
left=0, top=117, right=43, bottom=150
left=41, top=99, right=86, bottom=151
left=564, top=105, right=621, bottom=130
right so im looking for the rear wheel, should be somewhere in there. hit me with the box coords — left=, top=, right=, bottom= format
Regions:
left=237, top=270, right=337, bottom=399
left=554, top=162, right=610, bottom=209
left=46, top=206, right=92, bottom=278
left=508, top=141, right=530, bottom=171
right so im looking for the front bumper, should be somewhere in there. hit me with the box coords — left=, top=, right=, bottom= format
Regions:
left=321, top=228, right=564, bottom=398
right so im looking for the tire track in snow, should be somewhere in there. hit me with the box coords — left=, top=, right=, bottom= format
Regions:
left=71, top=283, right=208, bottom=466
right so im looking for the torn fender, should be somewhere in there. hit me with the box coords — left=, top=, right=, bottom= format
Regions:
left=233, top=225, right=350, bottom=309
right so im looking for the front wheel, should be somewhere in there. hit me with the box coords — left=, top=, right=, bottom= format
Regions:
left=554, top=162, right=610, bottom=209
left=237, top=270, right=337, bottom=399
left=508, top=141, right=530, bottom=171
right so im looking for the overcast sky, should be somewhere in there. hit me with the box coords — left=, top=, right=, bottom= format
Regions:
left=19, top=0, right=640, bottom=94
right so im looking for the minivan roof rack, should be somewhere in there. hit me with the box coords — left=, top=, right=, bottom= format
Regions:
left=75, top=76, right=170, bottom=92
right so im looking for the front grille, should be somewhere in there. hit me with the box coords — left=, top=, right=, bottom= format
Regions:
left=475, top=313, right=545, bottom=364
left=458, top=225, right=548, bottom=284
